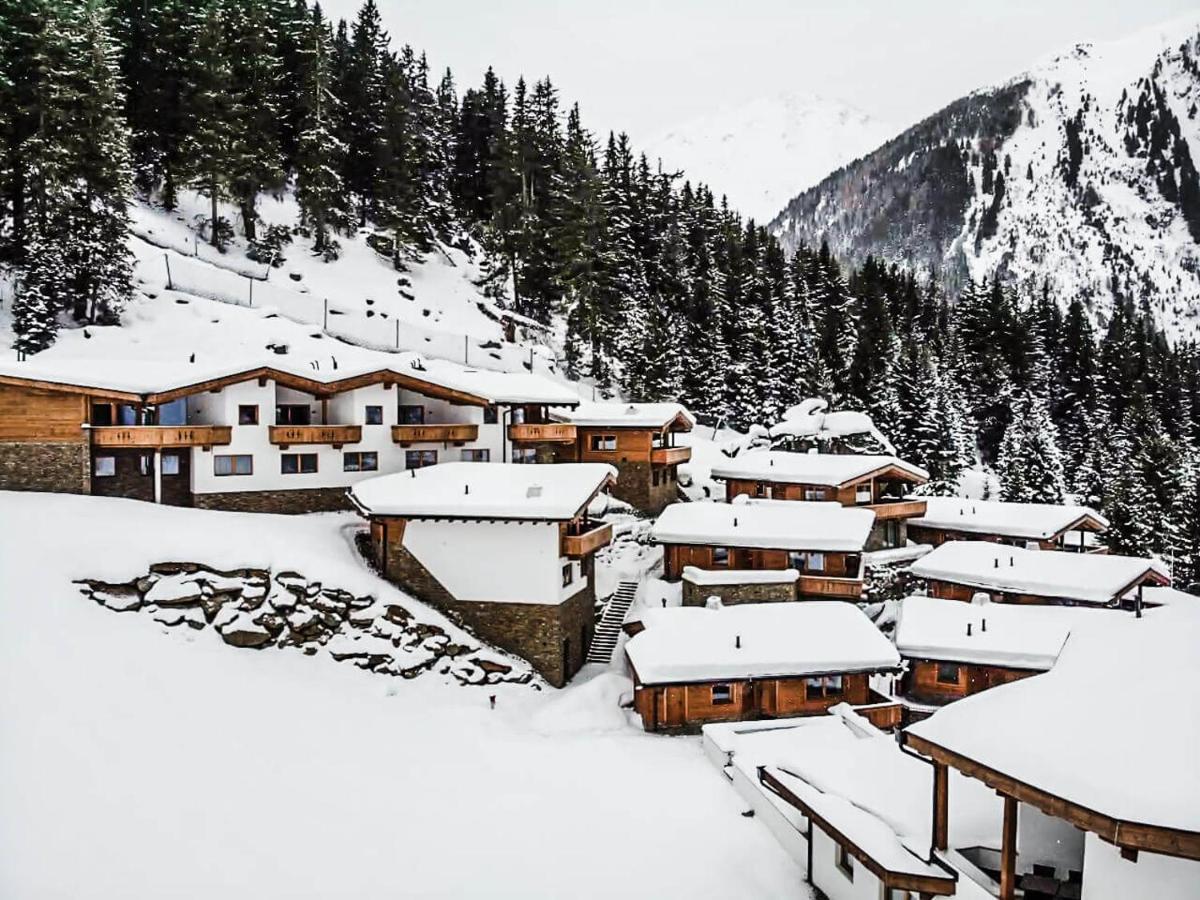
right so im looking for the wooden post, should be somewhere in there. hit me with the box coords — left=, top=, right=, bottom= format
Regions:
left=933, top=762, right=949, bottom=852
left=323, top=298, right=329, bottom=331
left=248, top=277, right=253, bottom=307
left=1136, top=583, right=1143, bottom=619
left=395, top=320, right=400, bottom=350
left=164, top=253, right=173, bottom=289
left=1000, top=794, right=1018, bottom=900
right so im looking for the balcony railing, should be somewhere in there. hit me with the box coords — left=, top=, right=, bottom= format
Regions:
left=391, top=424, right=479, bottom=445
left=269, top=425, right=362, bottom=448
left=853, top=691, right=904, bottom=731
left=90, top=425, right=232, bottom=448
left=796, top=573, right=864, bottom=600
left=562, top=520, right=613, bottom=558
left=864, top=498, right=927, bottom=519
left=650, top=445, right=691, bottom=466
left=508, top=423, right=577, bottom=443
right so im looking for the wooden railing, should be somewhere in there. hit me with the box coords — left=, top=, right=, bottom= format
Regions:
left=562, top=520, right=613, bottom=558
left=90, top=425, right=232, bottom=448
left=864, top=498, right=927, bottom=519
left=269, top=425, right=362, bottom=447
left=391, top=424, right=479, bottom=445
left=508, top=423, right=577, bottom=443
left=650, top=445, right=691, bottom=465
left=853, top=694, right=904, bottom=731
left=796, top=573, right=864, bottom=600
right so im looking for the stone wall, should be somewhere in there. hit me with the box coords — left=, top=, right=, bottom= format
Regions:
left=0, top=441, right=89, bottom=494
left=193, top=487, right=353, bottom=514
left=866, top=518, right=908, bottom=552
left=682, top=578, right=797, bottom=607
left=612, top=460, right=678, bottom=515
left=90, top=449, right=155, bottom=502
left=382, top=535, right=593, bottom=687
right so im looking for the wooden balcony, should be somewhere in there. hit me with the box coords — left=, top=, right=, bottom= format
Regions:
left=508, top=423, right=577, bottom=443
left=853, top=691, right=904, bottom=731
left=863, top=498, right=927, bottom=519
left=90, top=425, right=232, bottom=448
left=650, top=445, right=691, bottom=466
left=391, top=423, right=479, bottom=445
left=562, top=520, right=613, bottom=558
left=269, top=425, right=362, bottom=448
left=796, top=574, right=864, bottom=600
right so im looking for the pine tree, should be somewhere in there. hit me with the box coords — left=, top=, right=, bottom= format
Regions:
left=294, top=3, right=345, bottom=257
left=12, top=225, right=63, bottom=355
left=995, top=391, right=1067, bottom=504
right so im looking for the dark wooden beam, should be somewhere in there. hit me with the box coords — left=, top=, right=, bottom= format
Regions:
left=934, top=761, right=949, bottom=852
left=1000, top=794, right=1017, bottom=900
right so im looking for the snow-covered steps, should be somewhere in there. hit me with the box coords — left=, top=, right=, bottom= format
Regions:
left=586, top=580, right=639, bottom=664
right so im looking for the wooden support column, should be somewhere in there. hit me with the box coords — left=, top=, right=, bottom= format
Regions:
left=1000, top=794, right=1018, bottom=900
left=933, top=762, right=949, bottom=852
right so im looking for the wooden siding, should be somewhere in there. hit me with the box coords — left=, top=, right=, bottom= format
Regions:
left=391, top=423, right=479, bottom=444
left=662, top=543, right=860, bottom=581
left=0, top=384, right=87, bottom=443
left=560, top=520, right=613, bottom=558
left=904, top=658, right=1044, bottom=705
left=90, top=425, right=232, bottom=448
left=866, top=498, right=927, bottom=520
left=796, top=573, right=864, bottom=600
left=649, top=445, right=691, bottom=466
left=269, top=425, right=362, bottom=447
left=575, top=427, right=654, bottom=461
left=508, top=422, right=577, bottom=443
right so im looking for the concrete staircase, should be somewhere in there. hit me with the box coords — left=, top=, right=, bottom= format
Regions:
left=586, top=580, right=639, bottom=664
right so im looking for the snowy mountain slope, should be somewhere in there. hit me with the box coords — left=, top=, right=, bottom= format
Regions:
left=770, top=16, right=1200, bottom=339
left=644, top=92, right=896, bottom=223
left=0, top=492, right=806, bottom=898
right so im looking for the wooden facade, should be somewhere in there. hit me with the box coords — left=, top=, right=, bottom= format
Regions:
left=908, top=521, right=1109, bottom=554
left=631, top=669, right=897, bottom=732
left=661, top=543, right=864, bottom=600
left=924, top=573, right=1169, bottom=607
left=0, top=382, right=89, bottom=443
left=902, top=657, right=1040, bottom=705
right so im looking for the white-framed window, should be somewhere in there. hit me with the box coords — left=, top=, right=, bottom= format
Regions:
left=93, top=455, right=116, bottom=477
left=281, top=453, right=318, bottom=475
left=215, top=454, right=253, bottom=476
left=161, top=453, right=181, bottom=476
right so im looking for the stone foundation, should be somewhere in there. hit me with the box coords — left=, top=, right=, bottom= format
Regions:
left=90, top=448, right=155, bottom=502
left=381, top=537, right=593, bottom=687
left=866, top=518, right=908, bottom=552
left=0, top=441, right=89, bottom=494
left=682, top=578, right=797, bottom=606
left=193, top=487, right=353, bottom=514
left=612, top=460, right=678, bottom=515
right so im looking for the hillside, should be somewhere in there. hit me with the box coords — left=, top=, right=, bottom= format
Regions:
left=644, top=91, right=896, bottom=223
left=770, top=16, right=1200, bottom=338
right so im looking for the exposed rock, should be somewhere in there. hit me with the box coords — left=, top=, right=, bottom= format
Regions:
left=94, top=585, right=142, bottom=612
left=144, top=574, right=204, bottom=607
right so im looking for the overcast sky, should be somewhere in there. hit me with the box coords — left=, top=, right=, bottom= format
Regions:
left=320, top=0, right=1200, bottom=142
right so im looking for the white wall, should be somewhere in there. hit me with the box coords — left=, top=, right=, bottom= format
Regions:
left=1082, top=832, right=1200, bottom=900
left=182, top=379, right=507, bottom=497
left=811, top=827, right=885, bottom=900
left=402, top=519, right=582, bottom=605
left=1017, top=802, right=1085, bottom=878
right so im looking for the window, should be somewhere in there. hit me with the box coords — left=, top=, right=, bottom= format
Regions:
left=275, top=404, right=311, bottom=426
left=461, top=448, right=490, bottom=462
left=93, top=455, right=116, bottom=477
left=562, top=563, right=573, bottom=587
left=158, top=398, right=187, bottom=426
left=754, top=482, right=767, bottom=497
left=936, top=663, right=962, bottom=685
left=343, top=451, right=378, bottom=472
left=215, top=454, right=253, bottom=476
left=161, top=453, right=181, bottom=476
left=712, top=547, right=729, bottom=567
left=483, top=405, right=498, bottom=425
left=139, top=454, right=152, bottom=476
left=652, top=468, right=661, bottom=487
left=91, top=403, right=114, bottom=426
left=364, top=405, right=383, bottom=425
left=118, top=404, right=139, bottom=425
left=512, top=447, right=537, bottom=464
left=511, top=406, right=526, bottom=425
left=589, top=434, right=617, bottom=451
left=805, top=675, right=844, bottom=699
left=651, top=432, right=665, bottom=448
left=398, top=404, right=425, bottom=425
left=836, top=844, right=854, bottom=881
left=803, top=487, right=825, bottom=501
left=855, top=483, right=872, bottom=504
left=281, top=453, right=318, bottom=474
left=804, top=552, right=825, bottom=572
left=405, top=449, right=437, bottom=469
left=238, top=404, right=259, bottom=425
left=711, top=683, right=733, bottom=705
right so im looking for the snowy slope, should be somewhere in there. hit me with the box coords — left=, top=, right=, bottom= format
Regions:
left=644, top=91, right=896, bottom=223
left=0, top=492, right=807, bottom=898
left=772, top=15, right=1200, bottom=339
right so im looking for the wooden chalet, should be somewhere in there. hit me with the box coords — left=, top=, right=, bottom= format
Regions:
left=0, top=356, right=578, bottom=513
left=908, top=541, right=1170, bottom=609
left=907, top=498, right=1110, bottom=553
left=624, top=602, right=901, bottom=732
left=650, top=499, right=875, bottom=601
left=348, top=462, right=616, bottom=687
left=519, top=402, right=697, bottom=514
left=709, top=451, right=929, bottom=550
left=903, top=610, right=1200, bottom=899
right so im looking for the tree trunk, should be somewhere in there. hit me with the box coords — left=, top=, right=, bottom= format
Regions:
left=210, top=181, right=220, bottom=250
left=240, top=196, right=257, bottom=242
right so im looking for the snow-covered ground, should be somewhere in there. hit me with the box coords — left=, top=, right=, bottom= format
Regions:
left=0, top=492, right=806, bottom=898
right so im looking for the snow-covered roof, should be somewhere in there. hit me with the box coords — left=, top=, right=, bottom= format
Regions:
left=549, top=401, right=694, bottom=429
left=892, top=594, right=1128, bottom=670
left=347, top=462, right=616, bottom=521
left=908, top=496, right=1109, bottom=541
left=710, top=451, right=928, bottom=487
left=0, top=353, right=580, bottom=406
left=649, top=500, right=875, bottom=552
left=626, top=602, right=900, bottom=684
left=908, top=541, right=1169, bottom=605
left=907, top=604, right=1200, bottom=832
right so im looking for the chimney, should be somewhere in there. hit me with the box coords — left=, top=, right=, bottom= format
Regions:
left=994, top=557, right=999, bottom=568
left=464, top=484, right=470, bottom=494
left=1010, top=556, right=1014, bottom=566
left=733, top=517, right=738, bottom=527
left=735, top=635, right=741, bottom=649
left=981, top=618, right=987, bottom=632
left=967, top=623, right=973, bottom=636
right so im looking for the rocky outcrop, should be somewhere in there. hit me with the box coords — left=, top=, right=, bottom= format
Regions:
left=75, top=564, right=530, bottom=687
